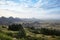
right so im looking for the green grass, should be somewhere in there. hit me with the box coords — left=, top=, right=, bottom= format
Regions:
left=0, top=25, right=60, bottom=40
left=0, top=32, right=13, bottom=40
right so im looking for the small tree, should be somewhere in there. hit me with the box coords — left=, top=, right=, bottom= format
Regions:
left=8, top=24, right=26, bottom=38
left=40, top=28, right=60, bottom=36
left=17, top=28, right=26, bottom=38
left=8, top=24, right=22, bottom=31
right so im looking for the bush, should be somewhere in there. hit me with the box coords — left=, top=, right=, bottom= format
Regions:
left=8, top=24, right=26, bottom=38
left=40, top=28, right=60, bottom=36
left=17, top=28, right=26, bottom=38
left=8, top=24, right=22, bottom=31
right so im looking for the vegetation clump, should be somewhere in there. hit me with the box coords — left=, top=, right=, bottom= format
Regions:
left=8, top=24, right=22, bottom=31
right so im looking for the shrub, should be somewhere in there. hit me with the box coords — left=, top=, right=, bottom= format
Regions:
left=17, top=28, right=26, bottom=38
left=8, top=24, right=22, bottom=31
left=40, top=28, right=60, bottom=36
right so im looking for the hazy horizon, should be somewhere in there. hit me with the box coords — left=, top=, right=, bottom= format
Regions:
left=0, top=0, right=60, bottom=19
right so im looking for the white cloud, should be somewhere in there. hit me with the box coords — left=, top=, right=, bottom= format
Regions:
left=0, top=0, right=60, bottom=19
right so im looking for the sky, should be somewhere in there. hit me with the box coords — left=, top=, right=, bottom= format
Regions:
left=0, top=0, right=60, bottom=19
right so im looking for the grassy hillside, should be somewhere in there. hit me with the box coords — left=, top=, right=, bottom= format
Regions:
left=0, top=25, right=60, bottom=40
